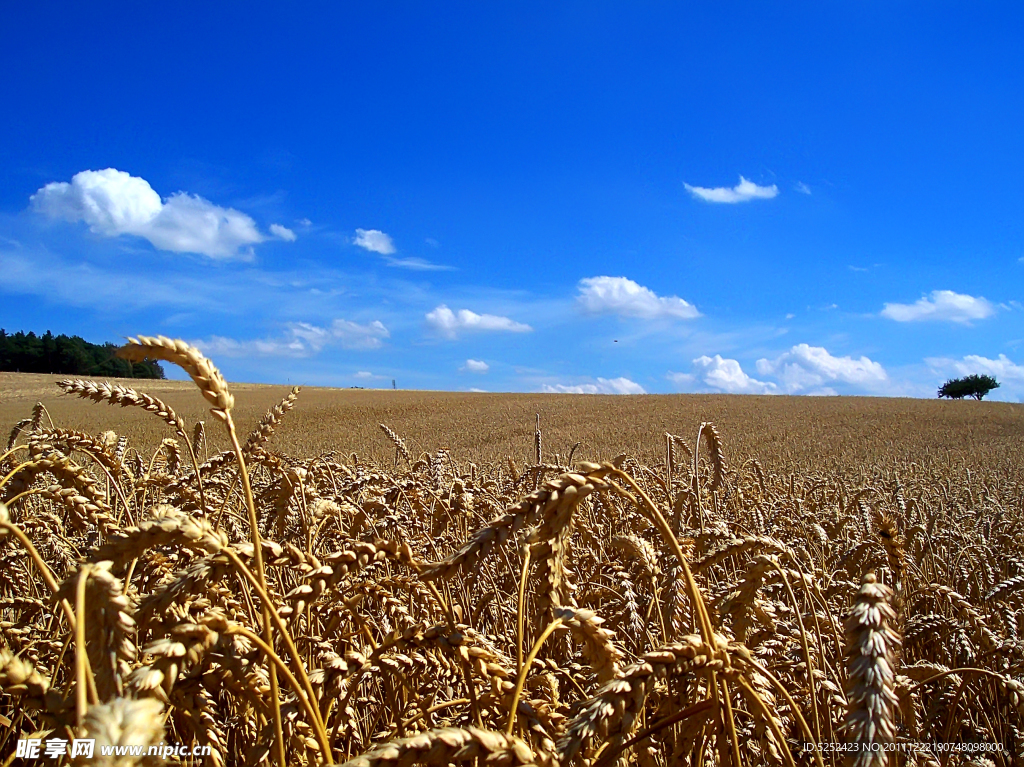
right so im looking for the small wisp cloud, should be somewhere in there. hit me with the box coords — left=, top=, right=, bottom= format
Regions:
left=195, top=318, right=390, bottom=357
left=269, top=224, right=297, bottom=241
left=353, top=228, right=397, bottom=255
left=354, top=228, right=452, bottom=270
left=383, top=256, right=454, bottom=271
left=684, top=176, right=779, bottom=204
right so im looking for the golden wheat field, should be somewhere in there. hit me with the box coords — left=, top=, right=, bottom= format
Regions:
left=2, top=338, right=1024, bottom=766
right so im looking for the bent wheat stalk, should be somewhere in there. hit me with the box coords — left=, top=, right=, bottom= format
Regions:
left=117, top=336, right=297, bottom=766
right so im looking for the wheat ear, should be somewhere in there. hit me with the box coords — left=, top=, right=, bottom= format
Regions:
left=246, top=386, right=301, bottom=454
left=118, top=335, right=234, bottom=413
left=76, top=697, right=165, bottom=767
left=842, top=572, right=901, bottom=766
left=380, top=423, right=412, bottom=463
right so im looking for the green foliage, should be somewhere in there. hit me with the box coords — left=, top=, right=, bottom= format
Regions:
left=937, top=374, right=999, bottom=401
left=0, top=329, right=164, bottom=378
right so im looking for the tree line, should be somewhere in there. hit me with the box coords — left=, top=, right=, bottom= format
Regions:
left=0, top=330, right=165, bottom=378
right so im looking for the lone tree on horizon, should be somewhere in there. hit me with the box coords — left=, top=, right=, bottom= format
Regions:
left=938, top=374, right=1000, bottom=401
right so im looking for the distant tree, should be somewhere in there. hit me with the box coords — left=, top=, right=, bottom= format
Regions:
left=938, top=374, right=999, bottom=401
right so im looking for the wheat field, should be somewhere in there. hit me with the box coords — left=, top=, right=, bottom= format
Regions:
left=1, top=340, right=1023, bottom=766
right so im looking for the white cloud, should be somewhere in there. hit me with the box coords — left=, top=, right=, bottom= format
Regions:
left=298, top=218, right=312, bottom=226
left=755, top=344, right=888, bottom=393
left=33, top=169, right=161, bottom=232
left=468, top=387, right=488, bottom=393
left=541, top=377, right=646, bottom=395
left=806, top=385, right=839, bottom=397
left=351, top=228, right=451, bottom=269
left=666, top=372, right=695, bottom=386
left=795, top=182, right=812, bottom=195
left=326, top=319, right=390, bottom=349
left=383, top=255, right=454, bottom=271
left=577, top=276, right=700, bottom=319
left=31, top=168, right=267, bottom=258
left=461, top=359, right=489, bottom=373
left=924, top=353, right=1024, bottom=400
left=270, top=223, right=297, bottom=241
left=881, top=290, right=995, bottom=323
left=195, top=318, right=389, bottom=357
left=684, top=176, right=779, bottom=204
left=196, top=334, right=306, bottom=358
left=692, top=355, right=777, bottom=394
left=353, top=228, right=396, bottom=255
left=425, top=304, right=532, bottom=338
left=354, top=371, right=375, bottom=379
left=925, top=354, right=1024, bottom=383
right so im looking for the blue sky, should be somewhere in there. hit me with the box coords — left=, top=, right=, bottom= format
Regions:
left=2, top=2, right=1023, bottom=398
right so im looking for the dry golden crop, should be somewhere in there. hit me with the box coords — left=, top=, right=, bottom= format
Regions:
left=2, top=337, right=1023, bottom=766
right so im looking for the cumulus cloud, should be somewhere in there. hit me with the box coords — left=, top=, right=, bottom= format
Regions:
left=461, top=359, right=489, bottom=373
left=577, top=276, right=700, bottom=320
left=755, top=344, right=888, bottom=393
left=925, top=353, right=1024, bottom=383
left=684, top=176, right=779, bottom=204
left=270, top=224, right=297, bottom=241
left=692, top=355, right=777, bottom=394
left=541, top=377, right=646, bottom=395
left=425, top=305, right=532, bottom=338
left=31, top=168, right=268, bottom=258
left=195, top=318, right=389, bottom=357
left=353, top=228, right=396, bottom=255
left=881, top=290, right=995, bottom=323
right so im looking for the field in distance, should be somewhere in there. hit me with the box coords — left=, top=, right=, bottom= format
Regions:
left=4, top=371, right=1021, bottom=471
